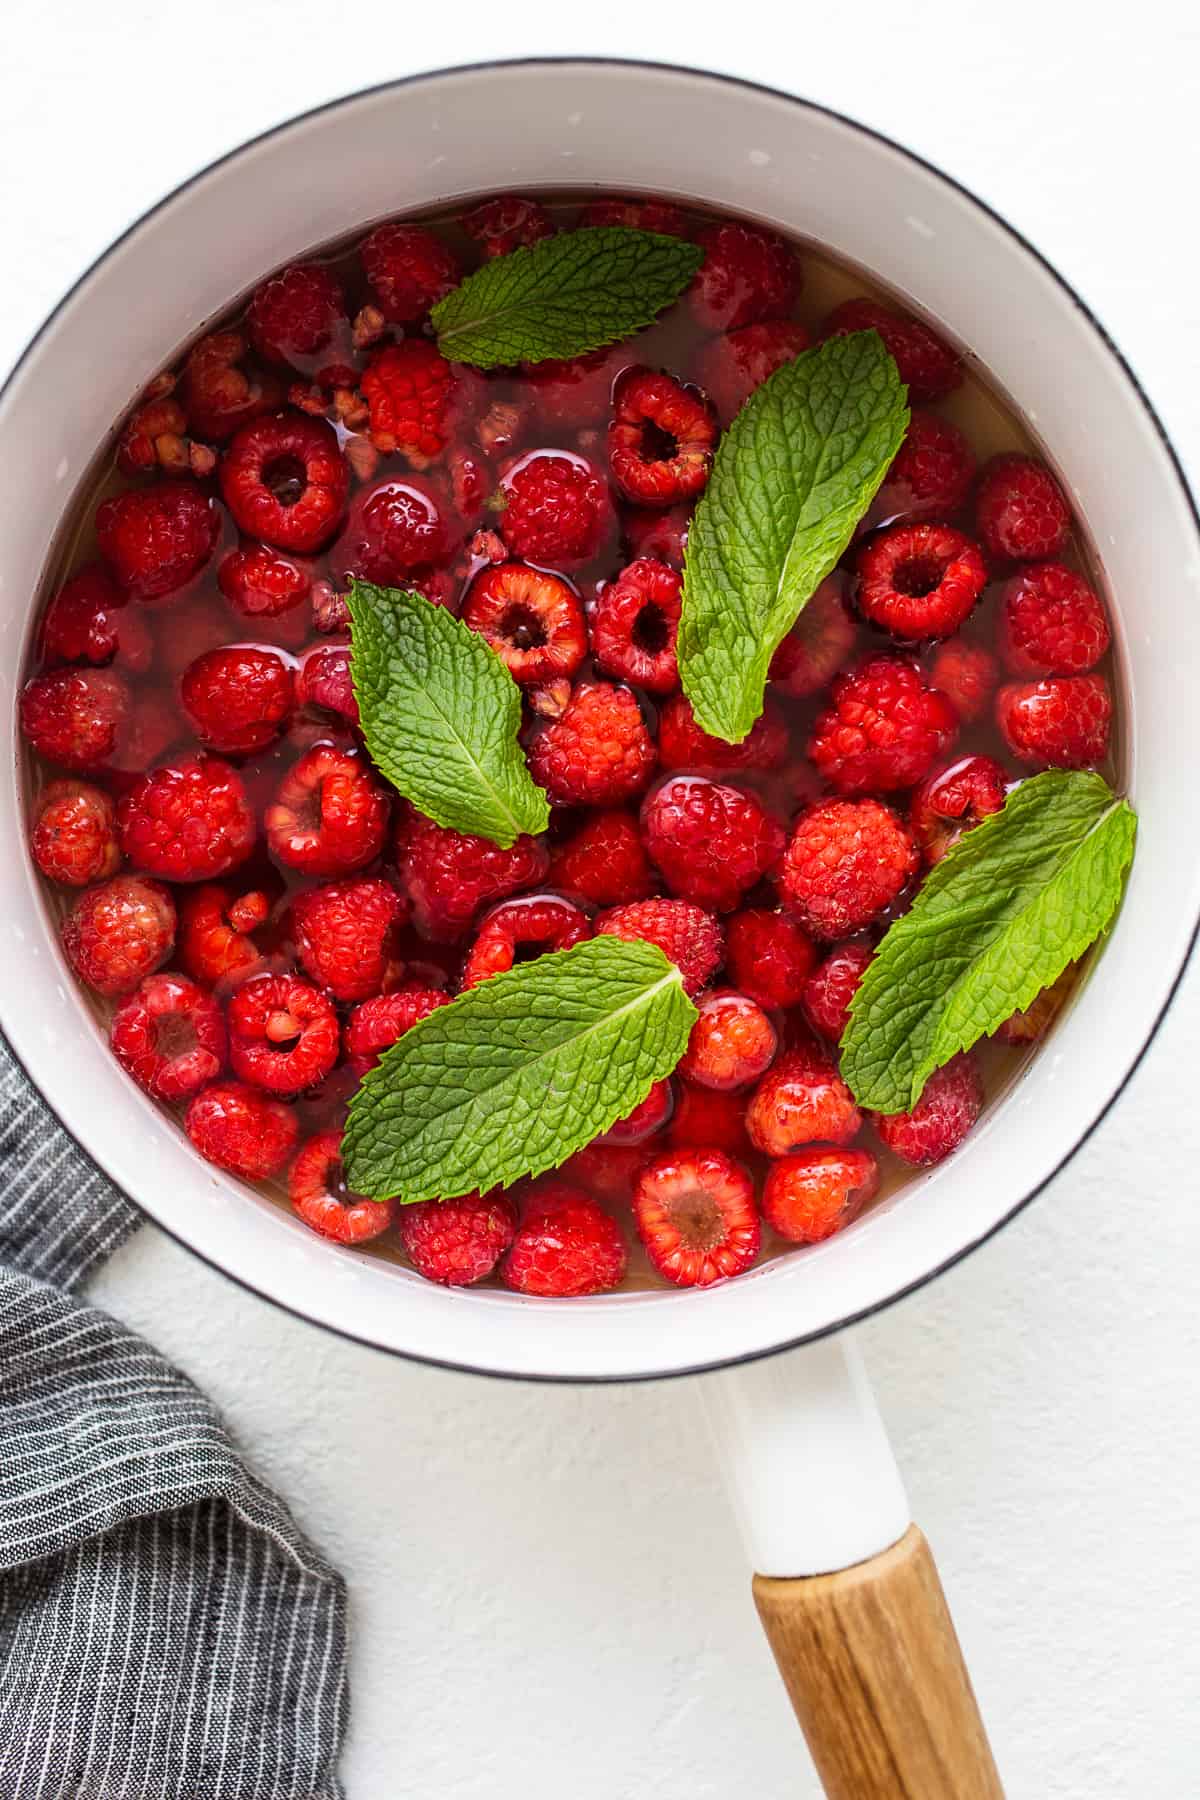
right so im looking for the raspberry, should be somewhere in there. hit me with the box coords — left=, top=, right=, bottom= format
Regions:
left=548, top=809, right=654, bottom=907
left=633, top=1148, right=760, bottom=1287
left=558, top=1142, right=647, bottom=1203
left=800, top=941, right=873, bottom=1041
left=296, top=642, right=358, bottom=724
left=591, top=558, right=682, bottom=694
left=41, top=563, right=153, bottom=671
left=724, top=908, right=817, bottom=1009
left=501, top=1182, right=627, bottom=1297
left=996, top=562, right=1110, bottom=676
left=807, top=654, right=958, bottom=794
left=821, top=298, right=961, bottom=402
left=360, top=223, right=459, bottom=323
left=608, top=368, right=716, bottom=507
left=975, top=453, right=1070, bottom=562
left=689, top=222, right=800, bottom=332
left=116, top=395, right=193, bottom=479
left=877, top=409, right=976, bottom=522
left=290, top=876, right=405, bottom=1002
left=996, top=674, right=1111, bottom=768
left=266, top=746, right=389, bottom=876
left=185, top=1080, right=298, bottom=1179
left=96, top=480, right=219, bottom=599
left=118, top=755, right=256, bottom=882
left=461, top=563, right=586, bottom=685
left=597, top=1079, right=674, bottom=1145
left=343, top=985, right=451, bottom=1078
left=463, top=194, right=554, bottom=258
left=640, top=775, right=785, bottom=913
left=110, top=972, right=226, bottom=1101
left=31, top=780, right=119, bottom=886
left=331, top=475, right=451, bottom=586
left=178, top=884, right=269, bottom=989
left=288, top=1129, right=392, bottom=1244
left=62, top=874, right=175, bottom=996
left=448, top=444, right=491, bottom=525
left=20, top=667, right=129, bottom=771
left=397, top=809, right=549, bottom=940
left=769, top=577, right=857, bottom=698
left=910, top=755, right=1008, bottom=864
left=929, top=637, right=999, bottom=723
left=228, top=972, right=339, bottom=1094
left=746, top=1041, right=861, bottom=1156
left=656, top=691, right=789, bottom=774
left=778, top=798, right=918, bottom=938
left=460, top=893, right=590, bottom=989
left=496, top=451, right=613, bottom=569
left=697, top=320, right=810, bottom=424
left=995, top=966, right=1075, bottom=1045
left=181, top=329, right=281, bottom=440
left=621, top=503, right=691, bottom=568
left=596, top=897, right=723, bottom=996
left=580, top=198, right=689, bottom=235
left=246, top=263, right=345, bottom=370
left=667, top=1082, right=751, bottom=1155
left=219, top=413, right=349, bottom=553
left=360, top=341, right=481, bottom=460
left=679, top=989, right=777, bottom=1091
left=524, top=346, right=626, bottom=433
left=218, top=541, right=312, bottom=639
left=762, top=1148, right=879, bottom=1244
left=181, top=645, right=296, bottom=755
left=528, top=680, right=656, bottom=807
left=873, top=1053, right=982, bottom=1165
left=399, top=1189, right=518, bottom=1283
left=856, top=523, right=987, bottom=642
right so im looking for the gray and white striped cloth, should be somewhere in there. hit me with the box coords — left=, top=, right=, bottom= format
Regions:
left=0, top=1034, right=348, bottom=1798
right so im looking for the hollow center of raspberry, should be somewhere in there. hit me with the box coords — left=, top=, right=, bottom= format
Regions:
left=892, top=554, right=947, bottom=597
left=263, top=454, right=308, bottom=508
left=668, top=1186, right=726, bottom=1252
left=640, top=421, right=678, bottom=464
left=632, top=603, right=670, bottom=656
left=500, top=604, right=547, bottom=652
left=509, top=935, right=555, bottom=968
left=154, top=1014, right=197, bottom=1060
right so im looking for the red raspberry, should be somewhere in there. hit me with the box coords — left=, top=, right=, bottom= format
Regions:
left=360, top=223, right=459, bottom=323
left=725, top=908, right=817, bottom=1009
left=116, top=395, right=192, bottom=479
left=975, top=453, right=1070, bottom=562
left=185, top=1079, right=298, bottom=1179
left=807, top=654, right=958, bottom=794
left=31, top=780, right=119, bottom=886
left=580, top=198, right=689, bottom=235
left=667, top=1082, right=751, bottom=1155
left=876, top=409, right=976, bottom=522
left=696, top=320, right=810, bottom=424
left=220, top=413, right=348, bottom=554
left=596, top=897, right=723, bottom=996
left=746, top=1040, right=861, bottom=1156
left=181, top=329, right=281, bottom=440
left=679, top=989, right=776, bottom=1091
left=360, top=341, right=481, bottom=460
left=397, top=809, right=549, bottom=941
left=246, top=263, right=345, bottom=371
left=460, top=893, right=590, bottom=989
left=821, top=298, right=962, bottom=402
left=524, top=346, right=627, bottom=433
left=996, top=562, right=1110, bottom=676
left=463, top=195, right=554, bottom=258
left=296, top=642, right=358, bottom=724
left=548, top=809, right=653, bottom=907
left=180, top=645, right=295, bottom=755
left=118, top=756, right=256, bottom=882
left=40, top=563, right=153, bottom=671
left=633, top=1147, right=760, bottom=1287
left=929, top=636, right=999, bottom=723
left=20, top=668, right=129, bottom=771
left=218, top=541, right=312, bottom=638
left=288, top=1128, right=392, bottom=1244
left=330, top=475, right=451, bottom=586
left=621, top=503, right=691, bottom=568
left=558, top=1142, right=646, bottom=1204
left=496, top=451, right=613, bottom=569
left=591, top=558, right=682, bottom=693
left=290, top=877, right=405, bottom=1003
left=343, top=985, right=451, bottom=1078
left=597, top=1078, right=674, bottom=1145
left=689, top=222, right=800, bottom=332
left=110, top=697, right=184, bottom=778
left=873, top=1053, right=982, bottom=1165
left=461, top=563, right=586, bottom=686
left=501, top=1182, right=627, bottom=1297
left=994, top=966, right=1075, bottom=1045
left=778, top=798, right=918, bottom=938
left=528, top=680, right=656, bottom=807
left=996, top=673, right=1111, bottom=768
left=762, top=1148, right=879, bottom=1244
left=399, top=1189, right=518, bottom=1283
left=801, top=941, right=873, bottom=1042
left=96, top=480, right=219, bottom=599
left=769, top=577, right=857, bottom=698
left=856, top=523, right=987, bottom=642
left=448, top=443, right=491, bottom=526
left=657, top=690, right=789, bottom=774
left=63, top=874, right=175, bottom=996
left=910, top=754, right=1008, bottom=865
left=228, top=972, right=339, bottom=1094
left=178, top=884, right=269, bottom=989
left=640, top=775, right=785, bottom=913
left=608, top=368, right=716, bottom=507
left=266, top=746, right=389, bottom=877
left=110, top=971, right=226, bottom=1101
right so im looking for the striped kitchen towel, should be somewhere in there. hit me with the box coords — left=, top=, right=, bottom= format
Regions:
left=0, top=1034, right=348, bottom=1799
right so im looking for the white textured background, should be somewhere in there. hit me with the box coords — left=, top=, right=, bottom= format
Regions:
left=5, top=7, right=1200, bottom=1796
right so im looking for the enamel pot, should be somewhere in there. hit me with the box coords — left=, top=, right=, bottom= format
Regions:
left=2, top=59, right=1197, bottom=1799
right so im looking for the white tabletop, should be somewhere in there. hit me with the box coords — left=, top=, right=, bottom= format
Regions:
left=6, top=7, right=1200, bottom=1795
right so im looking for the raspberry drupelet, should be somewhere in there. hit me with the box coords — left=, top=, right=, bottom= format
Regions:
left=32, top=780, right=120, bottom=886
left=397, top=809, right=549, bottom=941
left=266, top=746, right=389, bottom=876
left=40, top=564, right=153, bottom=672
left=181, top=646, right=296, bottom=755
left=801, top=941, right=873, bottom=1042
left=873, top=1053, right=983, bottom=1166
left=689, top=222, right=800, bottom=332
left=608, top=368, right=716, bottom=507
left=697, top=320, right=810, bottom=425
left=219, top=413, right=349, bottom=554
left=461, top=563, right=586, bottom=686
left=228, top=972, right=340, bottom=1095
left=807, top=654, right=958, bottom=795
left=975, top=454, right=1071, bottom=563
left=821, top=298, right=962, bottom=401
left=117, top=755, right=256, bottom=882
left=291, top=877, right=406, bottom=1003
left=640, top=774, right=785, bottom=913
left=591, top=558, right=682, bottom=694
left=778, top=798, right=918, bottom=939
left=724, top=908, right=817, bottom=1010
left=288, top=1129, right=392, bottom=1244
left=547, top=809, right=654, bottom=907
left=496, top=451, right=613, bottom=569
left=527, top=680, right=656, bottom=807
left=762, top=1149, right=880, bottom=1244
left=185, top=1080, right=298, bottom=1180
left=460, top=893, right=591, bottom=989
left=96, top=480, right=220, bottom=600
left=399, top=1190, right=519, bottom=1284
left=996, top=673, right=1112, bottom=769
left=360, top=222, right=460, bottom=324
left=657, top=691, right=789, bottom=773
left=343, top=986, right=452, bottom=1079
left=633, top=1148, right=761, bottom=1287
left=910, top=755, right=1009, bottom=864
left=178, top=884, right=269, bottom=989
left=679, top=990, right=777, bottom=1091
left=929, top=636, right=999, bottom=723
left=63, top=875, right=176, bottom=998
left=855, top=523, right=987, bottom=642
left=746, top=1040, right=862, bottom=1156
left=596, top=897, right=724, bottom=996
left=996, top=563, right=1111, bottom=676
left=501, top=1182, right=627, bottom=1297
left=20, top=668, right=129, bottom=772
left=110, top=972, right=226, bottom=1101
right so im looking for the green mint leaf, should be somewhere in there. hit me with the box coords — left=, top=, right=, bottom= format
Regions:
left=342, top=938, right=697, bottom=1203
left=841, top=771, right=1137, bottom=1114
left=347, top=580, right=549, bottom=850
left=678, top=331, right=909, bottom=742
left=431, top=227, right=704, bottom=368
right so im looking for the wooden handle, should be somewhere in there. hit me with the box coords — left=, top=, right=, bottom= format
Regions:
left=753, top=1525, right=1003, bottom=1800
